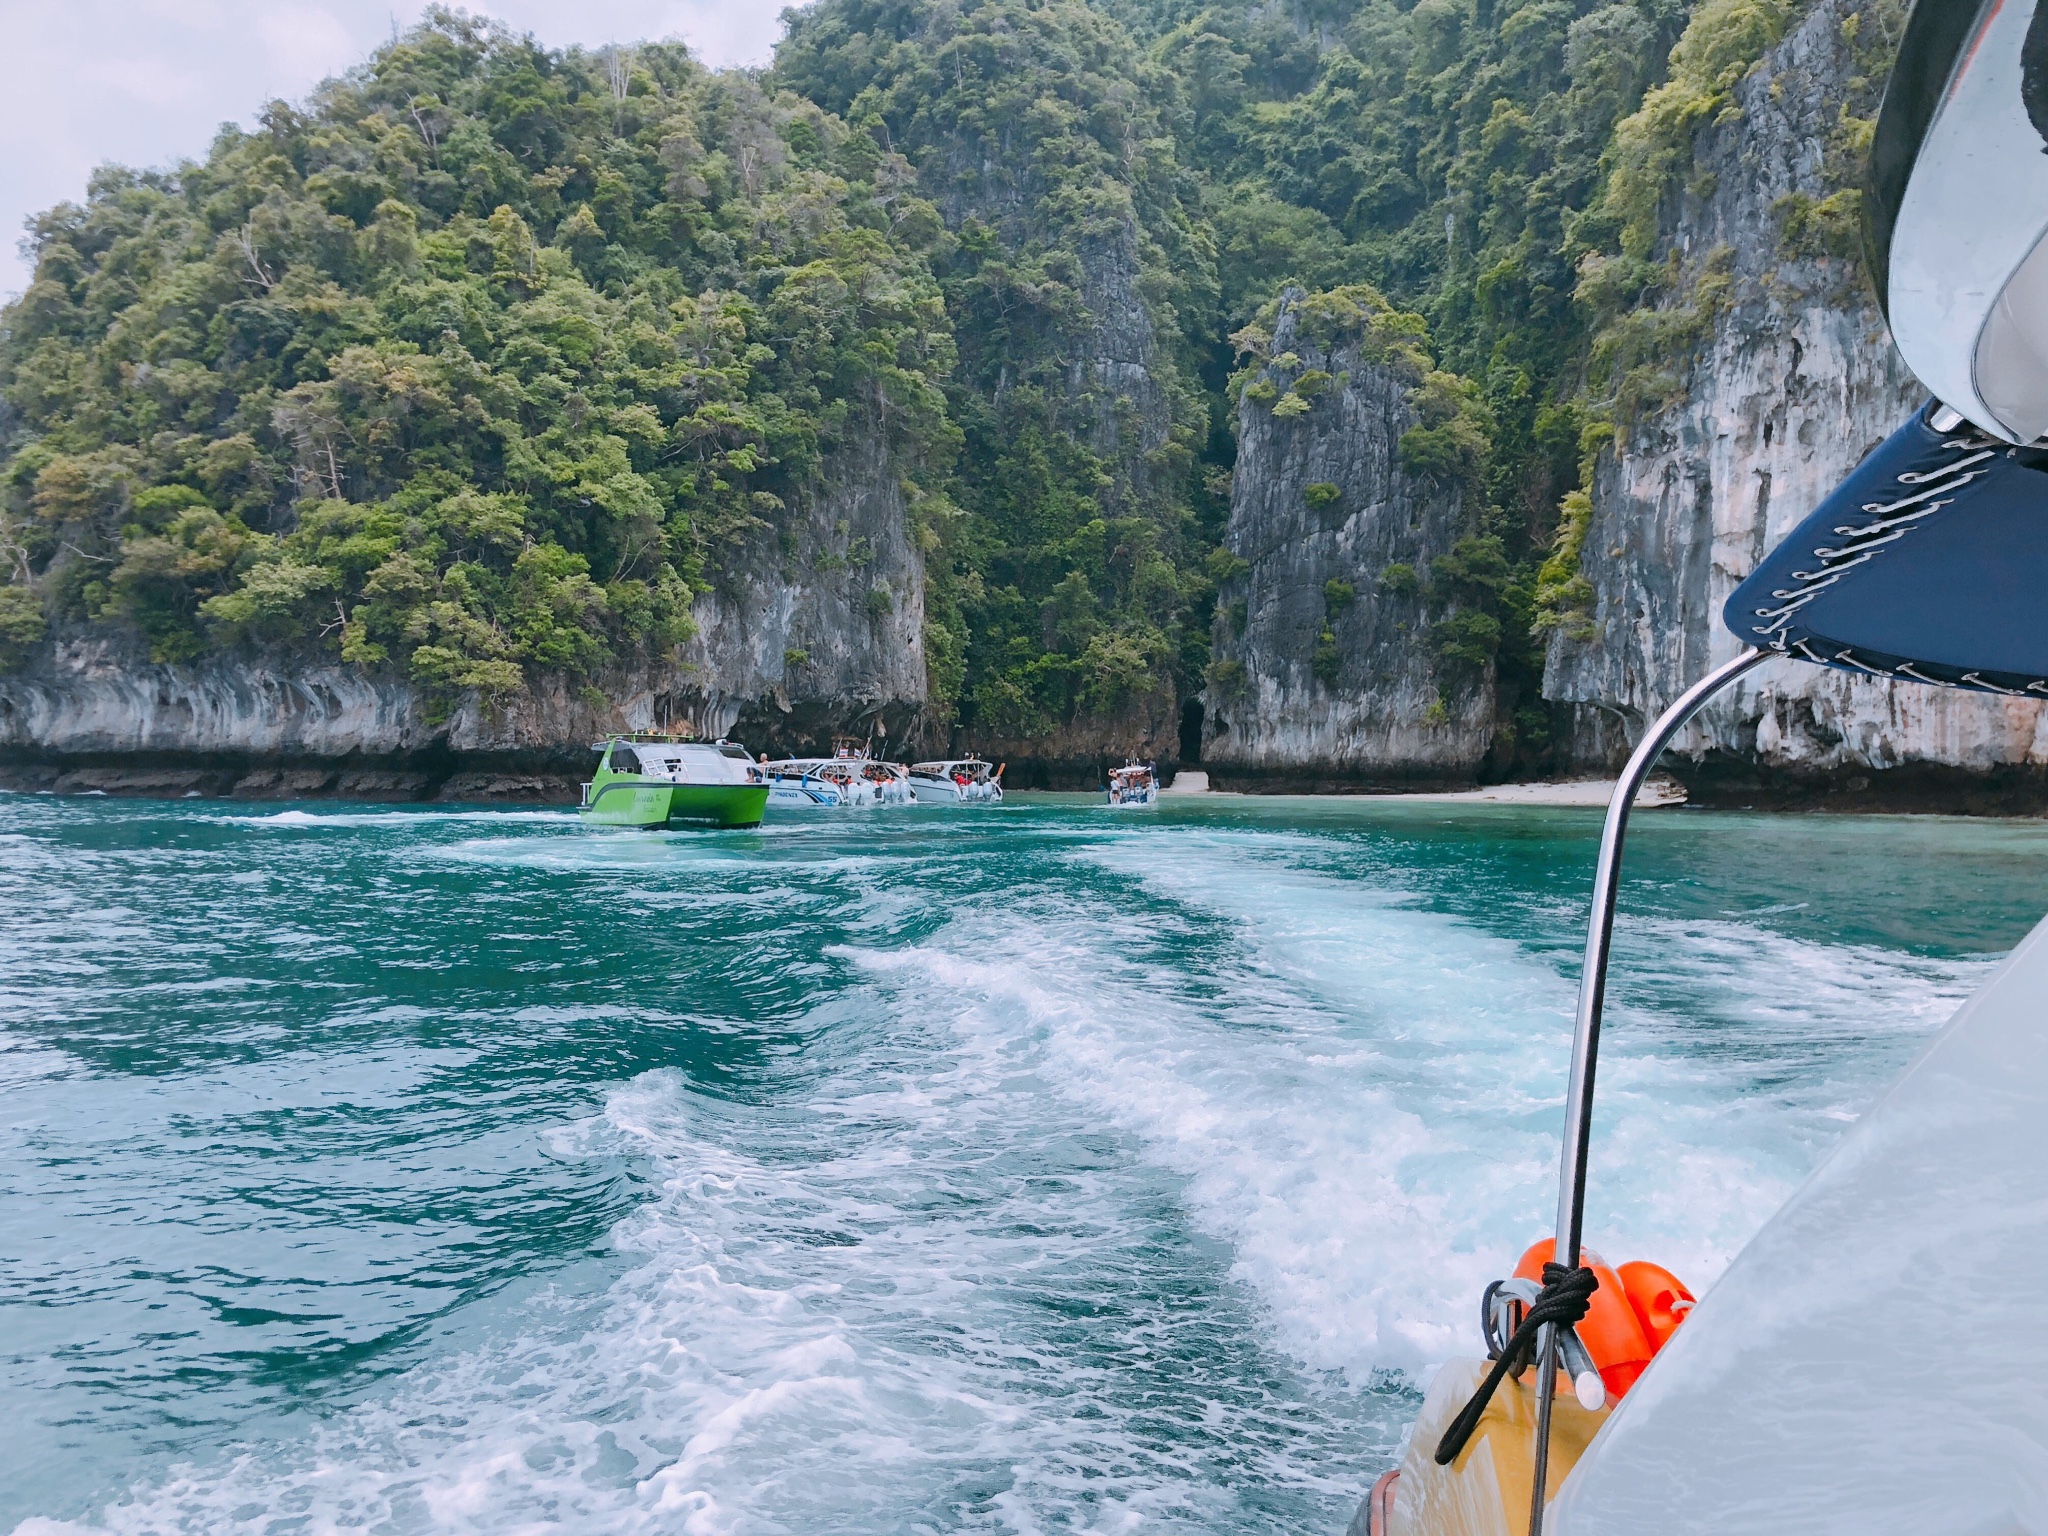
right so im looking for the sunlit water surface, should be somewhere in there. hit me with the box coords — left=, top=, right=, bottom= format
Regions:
left=2, top=792, right=2042, bottom=1534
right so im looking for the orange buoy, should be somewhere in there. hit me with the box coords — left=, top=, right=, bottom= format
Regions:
left=1513, top=1239, right=1655, bottom=1399
left=1616, top=1260, right=1696, bottom=1353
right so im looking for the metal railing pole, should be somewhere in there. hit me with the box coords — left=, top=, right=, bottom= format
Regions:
left=1526, top=646, right=1768, bottom=1536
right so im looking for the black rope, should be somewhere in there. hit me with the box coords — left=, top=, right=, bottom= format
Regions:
left=1433, top=1264, right=1598, bottom=1466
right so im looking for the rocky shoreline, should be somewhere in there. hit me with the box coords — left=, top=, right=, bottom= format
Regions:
left=12, top=741, right=2048, bottom=816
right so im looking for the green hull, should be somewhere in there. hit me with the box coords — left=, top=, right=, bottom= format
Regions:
left=580, top=777, right=767, bottom=829
left=668, top=782, right=769, bottom=827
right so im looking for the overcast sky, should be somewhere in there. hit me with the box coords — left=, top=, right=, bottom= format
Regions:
left=0, top=1, right=798, bottom=298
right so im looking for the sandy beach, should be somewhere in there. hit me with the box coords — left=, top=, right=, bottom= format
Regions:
left=1162, top=772, right=1687, bottom=808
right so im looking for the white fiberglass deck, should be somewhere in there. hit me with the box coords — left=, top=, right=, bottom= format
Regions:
left=1553, top=911, right=2048, bottom=1534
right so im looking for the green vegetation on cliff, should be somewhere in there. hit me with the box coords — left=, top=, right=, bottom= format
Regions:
left=1, top=0, right=1839, bottom=762
left=777, top=0, right=1219, bottom=741
left=0, top=12, right=954, bottom=695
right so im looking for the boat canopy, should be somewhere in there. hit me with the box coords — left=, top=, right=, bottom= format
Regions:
left=1722, top=402, right=2048, bottom=691
left=1723, top=0, right=2048, bottom=690
left=596, top=738, right=754, bottom=785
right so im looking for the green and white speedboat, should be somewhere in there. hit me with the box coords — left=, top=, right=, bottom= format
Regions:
left=578, top=737, right=769, bottom=829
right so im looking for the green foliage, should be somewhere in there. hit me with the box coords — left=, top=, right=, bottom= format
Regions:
left=1312, top=625, right=1342, bottom=687
left=777, top=0, right=1217, bottom=740
left=1205, top=654, right=1248, bottom=698
left=0, top=13, right=954, bottom=695
left=0, top=0, right=1827, bottom=771
left=1535, top=487, right=1598, bottom=638
left=1431, top=608, right=1503, bottom=680
left=1602, top=0, right=1793, bottom=259
left=1430, top=534, right=1511, bottom=605
left=1399, top=370, right=1494, bottom=488
left=1583, top=244, right=1735, bottom=418
left=1311, top=575, right=1355, bottom=689
left=1205, top=547, right=1250, bottom=583
left=1775, top=188, right=1861, bottom=261
left=0, top=586, right=46, bottom=667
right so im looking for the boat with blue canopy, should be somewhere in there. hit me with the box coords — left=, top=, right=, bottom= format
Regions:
left=1361, top=5, right=2048, bottom=1531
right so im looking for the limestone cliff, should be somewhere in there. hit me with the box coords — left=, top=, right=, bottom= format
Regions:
left=0, top=432, right=928, bottom=799
left=1544, top=0, right=2048, bottom=800
left=1201, top=292, right=1495, bottom=788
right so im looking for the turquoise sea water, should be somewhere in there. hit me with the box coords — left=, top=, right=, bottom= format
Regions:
left=2, top=792, right=2043, bottom=1534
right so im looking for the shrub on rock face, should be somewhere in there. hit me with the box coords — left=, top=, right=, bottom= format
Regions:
left=1304, top=482, right=1343, bottom=512
left=1078, top=624, right=1170, bottom=716
left=1431, top=610, right=1504, bottom=681
left=200, top=557, right=339, bottom=645
left=1312, top=626, right=1342, bottom=688
left=0, top=586, right=46, bottom=669
left=1205, top=657, right=1248, bottom=700
left=1398, top=372, right=1494, bottom=489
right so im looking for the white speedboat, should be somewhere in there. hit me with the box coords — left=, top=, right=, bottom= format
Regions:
left=866, top=759, right=914, bottom=805
left=1105, top=761, right=1157, bottom=808
left=757, top=765, right=842, bottom=808
left=757, top=750, right=913, bottom=809
left=1365, top=7, right=2048, bottom=1530
left=907, top=758, right=1004, bottom=804
left=759, top=758, right=872, bottom=807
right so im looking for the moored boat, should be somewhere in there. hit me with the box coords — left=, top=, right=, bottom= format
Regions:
left=758, top=750, right=910, bottom=808
left=1105, top=761, right=1157, bottom=808
left=865, top=758, right=914, bottom=805
left=579, top=737, right=768, bottom=829
left=907, top=758, right=1003, bottom=804
left=758, top=759, right=850, bottom=808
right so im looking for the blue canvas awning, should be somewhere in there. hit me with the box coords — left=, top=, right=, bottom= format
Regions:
left=1723, top=402, right=2048, bottom=694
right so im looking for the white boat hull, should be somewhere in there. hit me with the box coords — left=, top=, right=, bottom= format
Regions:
left=908, top=777, right=1002, bottom=804
left=765, top=780, right=842, bottom=808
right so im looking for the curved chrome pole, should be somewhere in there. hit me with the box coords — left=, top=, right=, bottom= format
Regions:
left=1526, top=646, right=1769, bottom=1535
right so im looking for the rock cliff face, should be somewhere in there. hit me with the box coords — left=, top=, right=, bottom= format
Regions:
left=1201, top=294, right=1494, bottom=788
left=1544, top=0, right=2048, bottom=799
left=0, top=431, right=928, bottom=798
left=691, top=425, right=928, bottom=749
